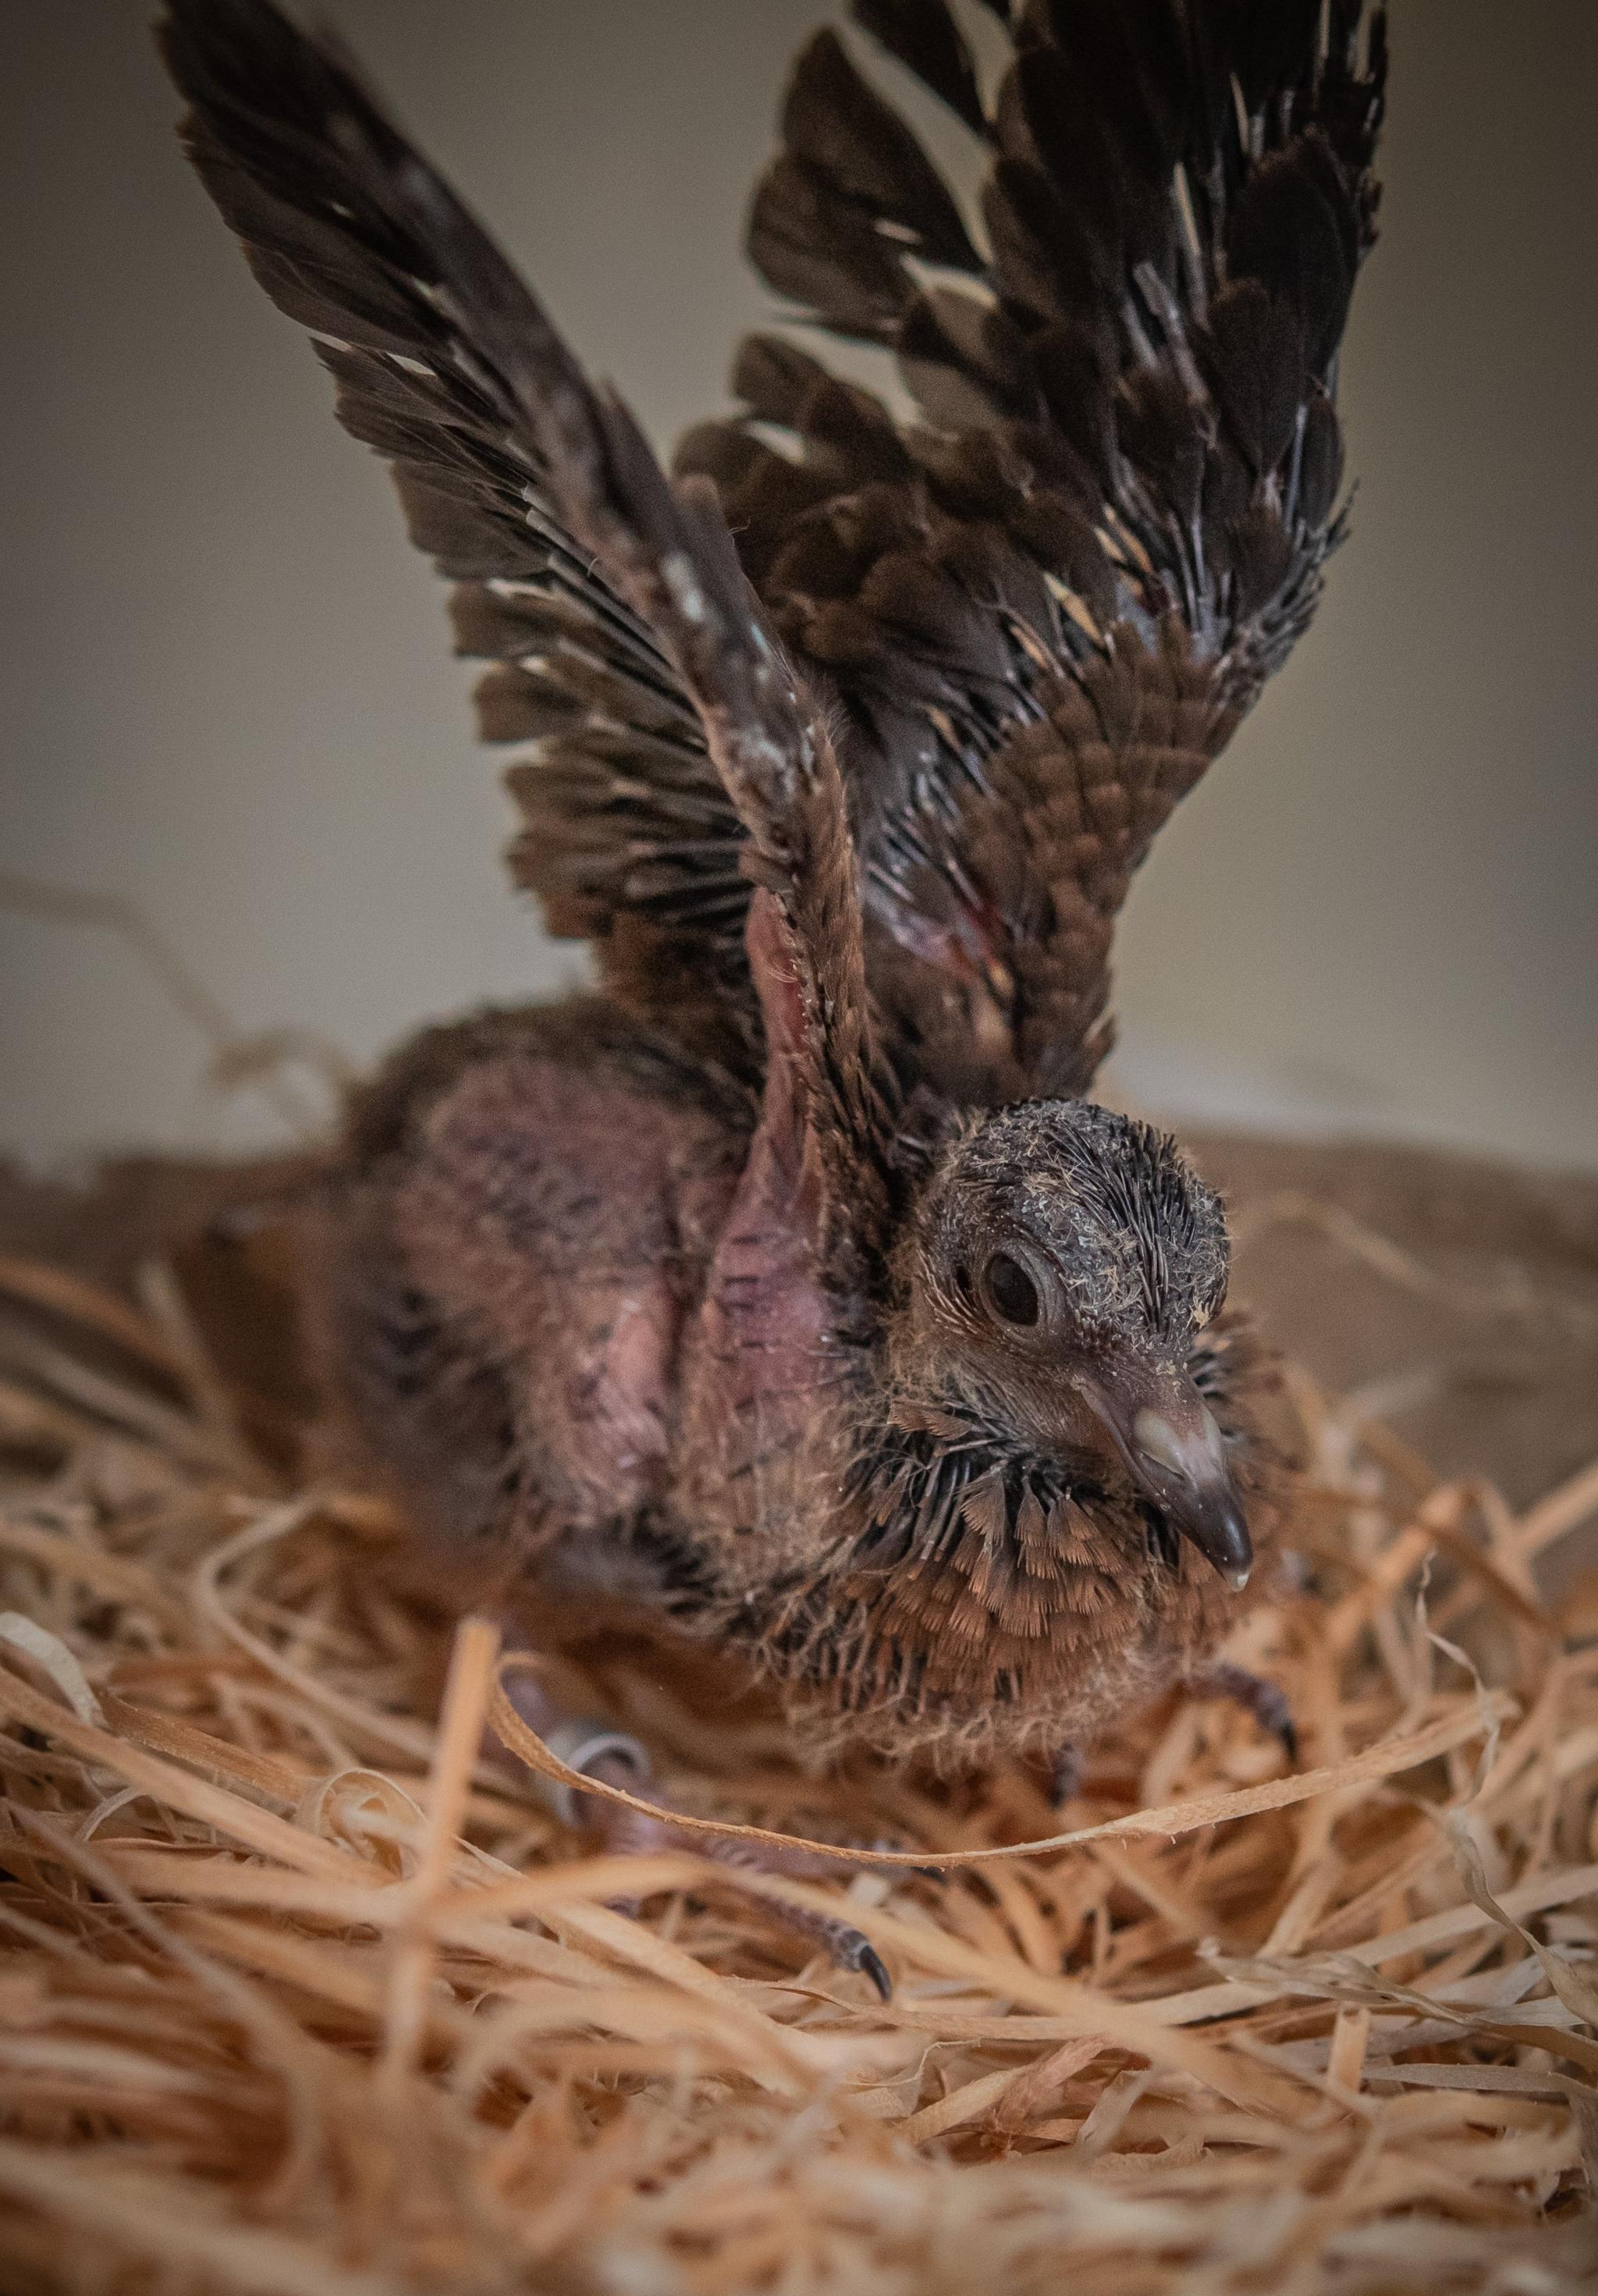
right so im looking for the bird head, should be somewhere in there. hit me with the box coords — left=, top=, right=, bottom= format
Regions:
left=897, top=1100, right=1252, bottom=1589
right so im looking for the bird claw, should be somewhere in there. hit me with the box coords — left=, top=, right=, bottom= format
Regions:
left=786, top=1906, right=893, bottom=2000
left=519, top=1699, right=897, bottom=1996
left=1193, top=1664, right=1298, bottom=1765
left=850, top=1940, right=894, bottom=2003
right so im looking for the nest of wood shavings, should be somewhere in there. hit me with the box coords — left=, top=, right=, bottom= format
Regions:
left=0, top=1246, right=1596, bottom=2296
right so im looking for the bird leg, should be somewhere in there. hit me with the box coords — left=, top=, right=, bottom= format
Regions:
left=503, top=1672, right=893, bottom=1999
left=1190, top=1663, right=1298, bottom=1765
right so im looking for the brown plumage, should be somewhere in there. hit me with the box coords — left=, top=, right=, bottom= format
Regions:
left=158, top=0, right=1383, bottom=1960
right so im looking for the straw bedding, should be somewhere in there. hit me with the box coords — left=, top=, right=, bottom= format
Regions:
left=0, top=1214, right=1595, bottom=2294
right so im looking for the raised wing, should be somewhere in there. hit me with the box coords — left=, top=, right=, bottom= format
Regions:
left=683, top=0, right=1386, bottom=1104
left=160, top=0, right=888, bottom=1240
left=159, top=0, right=779, bottom=1068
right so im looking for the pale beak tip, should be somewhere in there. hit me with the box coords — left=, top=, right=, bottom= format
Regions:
left=1224, top=1562, right=1252, bottom=1594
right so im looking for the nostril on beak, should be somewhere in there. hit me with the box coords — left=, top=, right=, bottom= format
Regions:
left=1131, top=1409, right=1189, bottom=1476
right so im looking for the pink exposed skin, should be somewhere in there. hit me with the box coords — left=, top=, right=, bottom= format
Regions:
left=347, top=901, right=865, bottom=1637
left=675, top=890, right=854, bottom=1551
left=318, top=1003, right=746, bottom=1586
left=370, top=894, right=852, bottom=1578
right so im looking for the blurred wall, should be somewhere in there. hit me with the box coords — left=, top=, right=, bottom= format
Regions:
left=2, top=0, right=1594, bottom=1171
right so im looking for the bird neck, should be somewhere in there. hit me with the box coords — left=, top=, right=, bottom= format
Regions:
left=840, top=1399, right=1133, bottom=1584
left=728, top=1393, right=1154, bottom=1712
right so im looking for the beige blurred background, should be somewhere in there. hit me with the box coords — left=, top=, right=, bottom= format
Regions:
left=2, top=1, right=1594, bottom=1174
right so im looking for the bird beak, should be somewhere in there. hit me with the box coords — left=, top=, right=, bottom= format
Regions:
left=1072, top=1358, right=1253, bottom=1591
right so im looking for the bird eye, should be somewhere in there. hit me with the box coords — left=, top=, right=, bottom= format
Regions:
left=982, top=1249, right=1040, bottom=1327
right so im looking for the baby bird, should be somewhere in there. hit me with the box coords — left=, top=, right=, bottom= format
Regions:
left=160, top=0, right=1383, bottom=1972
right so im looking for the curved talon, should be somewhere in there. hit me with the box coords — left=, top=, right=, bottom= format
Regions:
left=854, top=1942, right=893, bottom=2002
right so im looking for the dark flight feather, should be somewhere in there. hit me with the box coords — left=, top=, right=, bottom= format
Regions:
left=848, top=0, right=987, bottom=136
left=158, top=0, right=773, bottom=1071
left=777, top=28, right=983, bottom=279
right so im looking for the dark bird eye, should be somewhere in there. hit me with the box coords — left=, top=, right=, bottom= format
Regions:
left=982, top=1250, right=1040, bottom=1327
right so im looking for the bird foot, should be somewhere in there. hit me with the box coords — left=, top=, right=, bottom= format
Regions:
left=1191, top=1662, right=1298, bottom=1765
left=506, top=1674, right=893, bottom=1999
